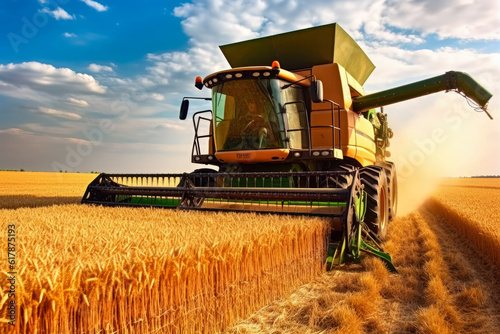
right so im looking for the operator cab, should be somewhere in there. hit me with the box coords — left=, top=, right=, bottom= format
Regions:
left=205, top=64, right=312, bottom=163
left=210, top=73, right=307, bottom=152
left=180, top=62, right=342, bottom=165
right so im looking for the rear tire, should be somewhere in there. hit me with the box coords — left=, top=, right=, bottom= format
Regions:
left=385, top=162, right=398, bottom=221
left=359, top=166, right=389, bottom=240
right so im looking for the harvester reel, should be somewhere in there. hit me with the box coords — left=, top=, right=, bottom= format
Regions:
left=84, top=174, right=121, bottom=204
left=319, top=165, right=355, bottom=189
left=359, top=166, right=389, bottom=239
left=178, top=177, right=203, bottom=207
left=178, top=169, right=217, bottom=208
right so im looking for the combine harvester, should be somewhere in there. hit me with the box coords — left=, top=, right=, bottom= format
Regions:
left=83, top=23, right=492, bottom=272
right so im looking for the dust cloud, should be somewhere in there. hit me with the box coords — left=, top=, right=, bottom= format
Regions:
left=396, top=166, right=440, bottom=216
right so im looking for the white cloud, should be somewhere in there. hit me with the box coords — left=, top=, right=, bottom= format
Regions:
left=37, top=107, right=82, bottom=120
left=359, top=0, right=424, bottom=44
left=67, top=97, right=89, bottom=107
left=81, top=0, right=108, bottom=12
left=40, top=7, right=75, bottom=20
left=0, top=62, right=107, bottom=100
left=385, top=0, right=500, bottom=40
left=143, top=45, right=226, bottom=92
left=88, top=63, right=114, bottom=73
left=23, top=123, right=81, bottom=136
left=0, top=128, right=34, bottom=136
left=64, top=32, right=77, bottom=38
left=172, top=0, right=499, bottom=47
left=155, top=122, right=186, bottom=131
left=150, top=93, right=165, bottom=101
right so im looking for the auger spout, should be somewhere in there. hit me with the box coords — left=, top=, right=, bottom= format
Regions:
left=352, top=71, right=493, bottom=119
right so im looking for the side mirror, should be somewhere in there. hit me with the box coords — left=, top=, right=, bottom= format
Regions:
left=310, top=80, right=323, bottom=103
left=179, top=99, right=189, bottom=120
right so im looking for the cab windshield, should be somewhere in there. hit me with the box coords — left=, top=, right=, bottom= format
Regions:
left=212, top=79, right=284, bottom=151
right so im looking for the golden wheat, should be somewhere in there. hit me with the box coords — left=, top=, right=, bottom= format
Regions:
left=439, top=177, right=500, bottom=189
left=426, top=178, right=500, bottom=266
left=0, top=172, right=330, bottom=333
left=0, top=171, right=96, bottom=209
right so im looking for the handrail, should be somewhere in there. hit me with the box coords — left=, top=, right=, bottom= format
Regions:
left=191, top=110, right=214, bottom=157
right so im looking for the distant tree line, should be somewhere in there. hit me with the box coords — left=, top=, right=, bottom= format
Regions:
left=470, top=175, right=500, bottom=178
left=0, top=169, right=100, bottom=173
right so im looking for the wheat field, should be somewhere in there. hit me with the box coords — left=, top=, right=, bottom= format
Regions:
left=426, top=178, right=500, bottom=266
left=1, top=172, right=499, bottom=333
left=0, top=171, right=95, bottom=209
left=0, top=172, right=329, bottom=333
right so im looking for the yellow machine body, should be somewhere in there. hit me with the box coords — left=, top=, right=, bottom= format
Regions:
left=203, top=62, right=376, bottom=167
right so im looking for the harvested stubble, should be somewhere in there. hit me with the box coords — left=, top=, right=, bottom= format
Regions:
left=0, top=204, right=329, bottom=333
left=227, top=208, right=500, bottom=334
left=426, top=178, right=500, bottom=266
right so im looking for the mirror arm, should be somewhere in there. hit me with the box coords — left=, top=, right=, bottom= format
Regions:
left=179, top=97, right=212, bottom=120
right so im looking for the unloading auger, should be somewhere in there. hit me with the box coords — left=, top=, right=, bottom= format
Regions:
left=83, top=23, right=493, bottom=272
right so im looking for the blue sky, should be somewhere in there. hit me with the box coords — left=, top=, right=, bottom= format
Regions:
left=1, top=1, right=186, bottom=71
left=0, top=0, right=499, bottom=177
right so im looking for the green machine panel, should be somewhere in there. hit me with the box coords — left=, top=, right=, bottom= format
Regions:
left=220, top=23, right=375, bottom=85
